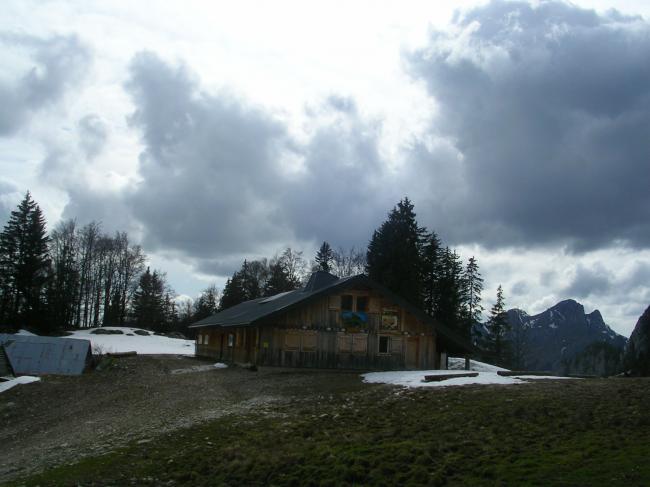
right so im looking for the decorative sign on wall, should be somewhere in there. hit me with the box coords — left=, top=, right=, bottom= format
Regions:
left=381, top=308, right=399, bottom=331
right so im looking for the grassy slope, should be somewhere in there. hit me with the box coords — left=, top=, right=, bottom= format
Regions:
left=10, top=378, right=650, bottom=486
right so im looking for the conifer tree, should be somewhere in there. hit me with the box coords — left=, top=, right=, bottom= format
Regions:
left=485, top=285, right=511, bottom=367
left=264, top=261, right=295, bottom=296
left=420, top=231, right=442, bottom=317
left=239, top=260, right=261, bottom=301
left=131, top=267, right=168, bottom=332
left=0, top=191, right=51, bottom=330
left=463, top=256, right=484, bottom=337
left=436, top=247, right=467, bottom=336
left=219, top=272, right=246, bottom=310
left=366, top=197, right=424, bottom=305
left=192, top=284, right=219, bottom=321
left=314, top=241, right=334, bottom=273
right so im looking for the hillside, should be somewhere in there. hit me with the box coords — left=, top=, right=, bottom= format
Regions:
left=4, top=361, right=649, bottom=486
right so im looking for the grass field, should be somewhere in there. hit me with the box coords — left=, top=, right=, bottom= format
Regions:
left=9, top=376, right=650, bottom=486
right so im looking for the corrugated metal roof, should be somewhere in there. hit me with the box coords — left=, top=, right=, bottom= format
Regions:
left=0, top=334, right=91, bottom=376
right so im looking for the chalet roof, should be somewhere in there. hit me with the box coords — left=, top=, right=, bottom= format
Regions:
left=0, top=334, right=92, bottom=376
left=191, top=272, right=471, bottom=353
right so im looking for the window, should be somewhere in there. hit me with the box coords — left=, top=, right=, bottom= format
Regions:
left=227, top=334, right=234, bottom=347
left=379, top=336, right=390, bottom=354
left=196, top=334, right=202, bottom=344
left=341, top=294, right=353, bottom=311
left=204, top=334, right=209, bottom=345
left=329, top=295, right=341, bottom=310
left=356, top=296, right=368, bottom=312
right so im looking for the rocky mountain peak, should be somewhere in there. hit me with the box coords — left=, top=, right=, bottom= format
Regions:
left=587, top=309, right=605, bottom=326
left=493, top=299, right=627, bottom=375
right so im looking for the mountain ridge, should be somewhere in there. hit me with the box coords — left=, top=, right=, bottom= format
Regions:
left=475, top=298, right=627, bottom=375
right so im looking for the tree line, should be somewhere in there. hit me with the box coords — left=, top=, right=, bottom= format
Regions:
left=0, top=192, right=182, bottom=334
left=0, top=192, right=512, bottom=365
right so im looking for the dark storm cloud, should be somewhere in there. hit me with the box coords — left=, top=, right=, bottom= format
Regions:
left=510, top=280, right=529, bottom=296
left=406, top=1, right=650, bottom=251
left=0, top=33, right=91, bottom=135
left=94, top=51, right=397, bottom=275
left=563, top=263, right=613, bottom=298
left=122, top=52, right=293, bottom=269
left=283, top=102, right=391, bottom=249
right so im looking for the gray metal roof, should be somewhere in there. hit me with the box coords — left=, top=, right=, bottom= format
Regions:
left=0, top=334, right=92, bottom=376
left=190, top=271, right=472, bottom=353
left=191, top=272, right=356, bottom=328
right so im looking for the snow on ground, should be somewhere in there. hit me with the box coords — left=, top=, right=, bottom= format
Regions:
left=362, top=357, right=576, bottom=388
left=447, top=357, right=509, bottom=372
left=170, top=362, right=228, bottom=374
left=67, top=327, right=195, bottom=355
left=15, top=329, right=36, bottom=336
left=0, top=375, right=40, bottom=394
left=362, top=370, right=525, bottom=388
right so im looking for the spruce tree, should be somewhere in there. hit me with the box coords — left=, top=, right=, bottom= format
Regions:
left=314, top=241, right=334, bottom=273
left=463, top=256, right=484, bottom=338
left=193, top=284, right=219, bottom=321
left=366, top=197, right=424, bottom=305
left=436, top=247, right=467, bottom=337
left=219, top=272, right=247, bottom=310
left=0, top=191, right=51, bottom=330
left=485, top=285, right=511, bottom=367
left=131, top=267, right=167, bottom=332
left=264, top=261, right=295, bottom=296
left=239, top=260, right=261, bottom=301
left=420, top=231, right=442, bottom=317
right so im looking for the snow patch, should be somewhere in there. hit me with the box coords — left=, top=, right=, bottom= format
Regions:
left=447, top=357, right=508, bottom=372
left=15, top=329, right=36, bottom=336
left=170, top=362, right=228, bottom=375
left=361, top=369, right=575, bottom=388
left=0, top=375, right=40, bottom=393
left=67, top=327, right=195, bottom=355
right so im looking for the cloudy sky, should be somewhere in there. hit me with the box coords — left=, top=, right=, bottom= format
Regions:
left=2, top=0, right=649, bottom=335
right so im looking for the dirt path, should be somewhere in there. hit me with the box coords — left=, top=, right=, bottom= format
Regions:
left=0, top=355, right=364, bottom=483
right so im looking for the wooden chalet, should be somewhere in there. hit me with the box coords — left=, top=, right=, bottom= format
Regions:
left=190, top=271, right=471, bottom=370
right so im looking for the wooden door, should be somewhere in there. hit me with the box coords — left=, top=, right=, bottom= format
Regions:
left=406, top=337, right=419, bottom=369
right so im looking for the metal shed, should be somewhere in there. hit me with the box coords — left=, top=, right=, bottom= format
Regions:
left=0, top=334, right=92, bottom=376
